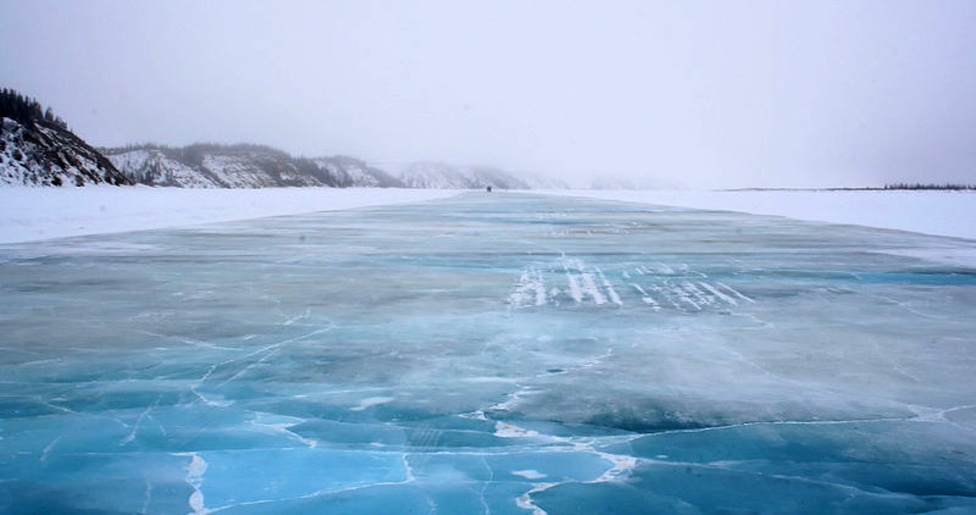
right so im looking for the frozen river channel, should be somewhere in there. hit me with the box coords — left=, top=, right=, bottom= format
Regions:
left=2, top=192, right=976, bottom=513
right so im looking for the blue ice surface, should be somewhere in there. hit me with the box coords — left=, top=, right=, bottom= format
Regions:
left=2, top=191, right=976, bottom=514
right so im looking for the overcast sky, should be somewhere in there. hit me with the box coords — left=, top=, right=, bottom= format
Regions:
left=2, top=1, right=974, bottom=188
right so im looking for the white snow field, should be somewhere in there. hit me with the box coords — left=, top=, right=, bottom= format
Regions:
left=2, top=190, right=976, bottom=513
left=544, top=189, right=976, bottom=241
left=0, top=186, right=461, bottom=244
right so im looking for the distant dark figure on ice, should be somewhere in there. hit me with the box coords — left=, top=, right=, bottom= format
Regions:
left=486, top=186, right=493, bottom=193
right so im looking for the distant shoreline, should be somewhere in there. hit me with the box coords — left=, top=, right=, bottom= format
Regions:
left=722, top=184, right=976, bottom=192
left=540, top=189, right=976, bottom=244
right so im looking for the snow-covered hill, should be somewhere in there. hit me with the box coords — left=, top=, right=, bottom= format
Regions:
left=105, top=146, right=563, bottom=190
left=1, top=90, right=562, bottom=190
left=311, top=156, right=402, bottom=188
left=395, top=161, right=565, bottom=190
left=105, top=147, right=217, bottom=187
left=104, top=144, right=405, bottom=189
left=0, top=118, right=132, bottom=187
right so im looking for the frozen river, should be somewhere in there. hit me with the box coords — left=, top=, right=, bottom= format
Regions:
left=2, top=192, right=976, bottom=513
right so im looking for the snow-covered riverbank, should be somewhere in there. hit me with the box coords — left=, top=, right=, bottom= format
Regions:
left=545, top=189, right=976, bottom=241
left=0, top=187, right=461, bottom=244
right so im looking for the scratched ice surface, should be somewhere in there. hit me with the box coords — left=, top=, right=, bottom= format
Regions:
left=2, top=193, right=976, bottom=513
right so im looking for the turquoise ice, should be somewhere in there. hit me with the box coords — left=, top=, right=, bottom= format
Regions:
left=2, top=193, right=976, bottom=513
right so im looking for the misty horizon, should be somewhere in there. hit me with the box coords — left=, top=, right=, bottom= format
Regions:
left=2, top=1, right=975, bottom=189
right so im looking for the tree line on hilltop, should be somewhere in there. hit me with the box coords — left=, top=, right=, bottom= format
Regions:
left=105, top=142, right=292, bottom=168
left=0, top=88, right=69, bottom=132
left=883, top=182, right=975, bottom=191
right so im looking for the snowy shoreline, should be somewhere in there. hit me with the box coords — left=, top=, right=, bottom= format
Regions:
left=541, top=189, right=976, bottom=241
left=0, top=187, right=974, bottom=245
left=0, top=187, right=461, bottom=244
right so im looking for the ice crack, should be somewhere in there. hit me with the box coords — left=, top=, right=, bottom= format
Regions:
left=194, top=323, right=337, bottom=393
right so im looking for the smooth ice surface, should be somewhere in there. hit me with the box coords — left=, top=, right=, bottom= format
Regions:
left=3, top=187, right=976, bottom=245
left=2, top=192, right=976, bottom=513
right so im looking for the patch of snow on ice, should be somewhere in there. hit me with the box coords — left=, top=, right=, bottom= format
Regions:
left=512, top=469, right=548, bottom=480
left=495, top=422, right=542, bottom=438
left=176, top=452, right=209, bottom=515
left=350, top=396, right=395, bottom=411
